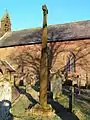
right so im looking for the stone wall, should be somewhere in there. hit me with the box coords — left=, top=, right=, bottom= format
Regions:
left=0, top=39, right=89, bottom=119
left=0, top=39, right=89, bottom=86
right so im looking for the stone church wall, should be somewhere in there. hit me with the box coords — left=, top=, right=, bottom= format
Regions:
left=0, top=39, right=89, bottom=87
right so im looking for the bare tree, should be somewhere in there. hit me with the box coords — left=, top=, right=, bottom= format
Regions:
left=8, top=46, right=41, bottom=86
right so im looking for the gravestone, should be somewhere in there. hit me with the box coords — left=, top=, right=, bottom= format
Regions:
left=50, top=70, right=66, bottom=99
left=0, top=80, right=12, bottom=119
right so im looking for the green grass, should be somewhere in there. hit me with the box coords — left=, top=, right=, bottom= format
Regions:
left=56, top=94, right=90, bottom=120
left=10, top=86, right=90, bottom=120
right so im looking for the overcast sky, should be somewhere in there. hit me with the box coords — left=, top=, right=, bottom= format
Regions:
left=0, top=0, right=90, bottom=31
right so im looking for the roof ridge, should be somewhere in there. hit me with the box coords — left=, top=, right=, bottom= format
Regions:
left=13, top=27, right=41, bottom=32
left=12, top=20, right=90, bottom=32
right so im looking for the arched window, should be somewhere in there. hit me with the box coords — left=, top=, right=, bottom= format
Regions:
left=65, top=52, right=75, bottom=72
left=65, top=56, right=70, bottom=72
left=70, top=53, right=75, bottom=72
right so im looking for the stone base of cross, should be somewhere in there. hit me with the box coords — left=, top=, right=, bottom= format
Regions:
left=25, top=103, right=55, bottom=117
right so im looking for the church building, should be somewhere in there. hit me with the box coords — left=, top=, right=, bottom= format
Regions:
left=0, top=11, right=90, bottom=88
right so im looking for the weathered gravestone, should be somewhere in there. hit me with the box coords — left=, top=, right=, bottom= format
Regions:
left=50, top=69, right=66, bottom=99
left=0, top=60, right=17, bottom=119
left=0, top=80, right=12, bottom=120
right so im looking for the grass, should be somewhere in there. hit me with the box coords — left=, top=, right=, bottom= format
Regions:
left=10, top=85, right=90, bottom=120
left=56, top=93, right=90, bottom=120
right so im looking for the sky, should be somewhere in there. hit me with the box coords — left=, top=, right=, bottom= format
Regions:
left=0, top=0, right=90, bottom=31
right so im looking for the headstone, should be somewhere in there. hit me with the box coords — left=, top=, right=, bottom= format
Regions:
left=51, top=70, right=66, bottom=99
left=0, top=80, right=11, bottom=101
left=0, top=80, right=12, bottom=119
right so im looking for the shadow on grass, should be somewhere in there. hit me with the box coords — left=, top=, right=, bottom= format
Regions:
left=75, top=97, right=90, bottom=117
left=48, top=99, right=79, bottom=120
left=76, top=94, right=90, bottom=104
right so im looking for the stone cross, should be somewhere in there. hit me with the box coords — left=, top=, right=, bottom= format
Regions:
left=40, top=4, right=48, bottom=108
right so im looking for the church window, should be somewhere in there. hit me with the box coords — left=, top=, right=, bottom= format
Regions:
left=65, top=53, right=75, bottom=72
left=5, top=24, right=7, bottom=26
left=65, top=57, right=70, bottom=72
left=70, top=53, right=75, bottom=72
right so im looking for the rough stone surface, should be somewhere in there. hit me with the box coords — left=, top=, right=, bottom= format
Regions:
left=0, top=80, right=12, bottom=119
left=0, top=39, right=89, bottom=88
left=50, top=70, right=66, bottom=98
left=0, top=80, right=11, bottom=101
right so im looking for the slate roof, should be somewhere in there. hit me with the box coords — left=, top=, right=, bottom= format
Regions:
left=0, top=20, right=90, bottom=48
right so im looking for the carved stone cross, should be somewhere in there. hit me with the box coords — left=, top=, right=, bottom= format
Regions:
left=40, top=4, right=48, bottom=108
